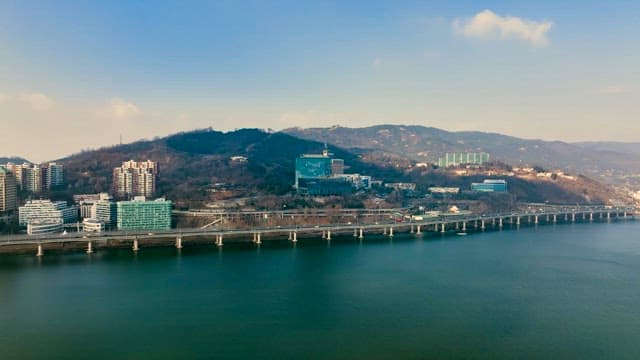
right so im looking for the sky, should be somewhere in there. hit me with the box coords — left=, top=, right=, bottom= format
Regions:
left=1, top=0, right=639, bottom=162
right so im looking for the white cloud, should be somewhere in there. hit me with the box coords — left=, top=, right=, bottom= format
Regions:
left=453, top=9, right=553, bottom=46
left=371, top=57, right=383, bottom=69
left=595, top=85, right=630, bottom=95
left=101, top=97, right=142, bottom=119
left=17, top=92, right=55, bottom=111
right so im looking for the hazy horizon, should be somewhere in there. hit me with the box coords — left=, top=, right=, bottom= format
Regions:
left=2, top=1, right=638, bottom=162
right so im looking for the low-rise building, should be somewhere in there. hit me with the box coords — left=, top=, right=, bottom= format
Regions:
left=471, top=179, right=508, bottom=192
left=19, top=200, right=78, bottom=226
left=83, top=218, right=105, bottom=232
left=27, top=219, right=64, bottom=235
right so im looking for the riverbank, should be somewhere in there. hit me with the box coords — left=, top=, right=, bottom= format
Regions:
left=1, top=215, right=634, bottom=256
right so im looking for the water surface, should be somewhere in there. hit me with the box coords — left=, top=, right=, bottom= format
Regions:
left=1, top=222, right=640, bottom=359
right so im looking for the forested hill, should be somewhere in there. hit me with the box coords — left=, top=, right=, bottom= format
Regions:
left=56, top=128, right=406, bottom=205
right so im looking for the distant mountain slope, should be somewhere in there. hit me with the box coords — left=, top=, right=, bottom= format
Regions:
left=574, top=142, right=640, bottom=157
left=0, top=157, right=30, bottom=164
left=284, top=125, right=640, bottom=183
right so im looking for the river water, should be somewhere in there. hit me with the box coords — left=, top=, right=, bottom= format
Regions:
left=1, top=222, right=640, bottom=359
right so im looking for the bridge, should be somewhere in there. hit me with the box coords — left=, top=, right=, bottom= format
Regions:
left=0, top=205, right=635, bottom=256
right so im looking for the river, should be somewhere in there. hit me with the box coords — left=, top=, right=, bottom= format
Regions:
left=1, top=221, right=639, bottom=359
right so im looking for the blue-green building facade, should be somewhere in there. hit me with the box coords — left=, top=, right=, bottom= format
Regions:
left=116, top=198, right=172, bottom=230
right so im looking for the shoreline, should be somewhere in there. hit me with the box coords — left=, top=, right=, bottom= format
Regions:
left=1, top=217, right=635, bottom=257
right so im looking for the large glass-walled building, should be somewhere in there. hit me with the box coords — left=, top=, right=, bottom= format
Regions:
left=116, top=197, right=172, bottom=231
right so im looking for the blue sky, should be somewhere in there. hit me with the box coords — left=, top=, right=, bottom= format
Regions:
left=1, top=1, right=638, bottom=161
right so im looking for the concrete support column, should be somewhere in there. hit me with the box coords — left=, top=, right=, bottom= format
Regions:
left=292, top=232, right=297, bottom=243
left=256, top=233, right=262, bottom=245
left=416, top=225, right=421, bottom=235
left=499, top=218, right=503, bottom=228
left=440, top=223, right=446, bottom=233
left=359, top=228, right=364, bottom=239
left=353, top=229, right=358, bottom=237
left=546, top=215, right=550, bottom=222
left=534, top=215, right=539, bottom=224
left=176, top=236, right=183, bottom=249
left=216, top=235, right=223, bottom=247
left=389, top=227, right=394, bottom=237
left=565, top=213, right=568, bottom=222
left=607, top=212, right=611, bottom=220
left=481, top=220, right=485, bottom=230
left=474, top=220, right=478, bottom=228
left=590, top=213, right=594, bottom=222
left=86, top=241, right=93, bottom=254
left=326, top=231, right=331, bottom=240
left=553, top=215, right=557, bottom=223
left=36, top=244, right=43, bottom=257
left=572, top=213, right=576, bottom=222
left=410, top=224, right=414, bottom=234
left=288, top=232, right=292, bottom=240
left=133, top=239, right=139, bottom=252
left=321, top=231, right=326, bottom=239
left=516, top=217, right=521, bottom=225
left=462, top=222, right=466, bottom=232
left=383, top=227, right=387, bottom=235
left=624, top=211, right=627, bottom=218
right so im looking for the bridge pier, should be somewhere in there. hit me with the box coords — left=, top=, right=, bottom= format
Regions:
left=36, top=243, right=43, bottom=257
left=359, top=228, right=364, bottom=239
left=292, top=231, right=297, bottom=243
left=175, top=236, right=183, bottom=249
left=498, top=218, right=503, bottom=228
left=389, top=227, right=394, bottom=237
left=590, top=213, right=594, bottom=222
left=133, top=239, right=139, bottom=252
left=86, top=241, right=93, bottom=254
left=441, top=223, right=446, bottom=233
left=565, top=213, right=568, bottom=222
left=288, top=231, right=292, bottom=240
left=481, top=220, right=485, bottom=230
left=516, top=217, right=521, bottom=225
left=416, top=225, right=421, bottom=235
left=546, top=215, right=550, bottom=222
left=534, top=215, right=539, bottom=225
left=383, top=227, right=387, bottom=235
left=572, top=213, right=576, bottom=222
left=256, top=233, right=262, bottom=245
left=462, top=222, right=466, bottom=232
left=326, top=230, right=331, bottom=240
left=353, top=229, right=358, bottom=237
left=553, top=215, right=557, bottom=224
left=216, top=234, right=223, bottom=247
left=410, top=224, right=414, bottom=234
left=321, top=230, right=326, bottom=239
left=607, top=212, right=611, bottom=221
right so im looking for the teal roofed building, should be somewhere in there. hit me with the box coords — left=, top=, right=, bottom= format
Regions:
left=116, top=197, right=172, bottom=231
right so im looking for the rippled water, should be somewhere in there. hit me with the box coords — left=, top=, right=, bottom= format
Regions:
left=1, top=222, right=640, bottom=359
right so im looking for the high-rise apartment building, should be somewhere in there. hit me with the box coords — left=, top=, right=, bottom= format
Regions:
left=113, top=160, right=157, bottom=198
left=4, top=162, right=64, bottom=192
left=0, top=166, right=17, bottom=213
